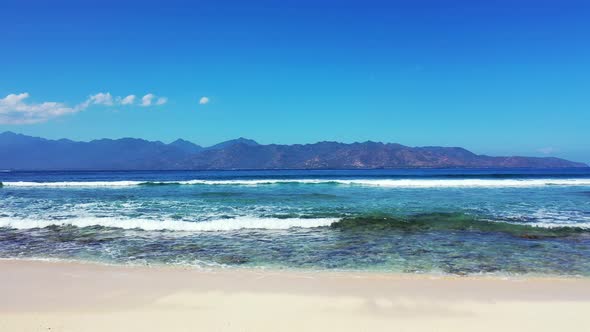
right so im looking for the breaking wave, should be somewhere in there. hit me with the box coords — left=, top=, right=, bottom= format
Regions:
left=3, top=178, right=590, bottom=188
left=1, top=213, right=589, bottom=237
left=0, top=216, right=338, bottom=232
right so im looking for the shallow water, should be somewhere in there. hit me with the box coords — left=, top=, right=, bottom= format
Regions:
left=1, top=169, right=590, bottom=275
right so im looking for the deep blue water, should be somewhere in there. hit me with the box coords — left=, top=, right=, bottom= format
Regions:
left=1, top=168, right=590, bottom=276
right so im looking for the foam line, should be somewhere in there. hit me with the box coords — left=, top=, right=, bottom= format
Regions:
left=0, top=216, right=339, bottom=231
left=2, top=178, right=590, bottom=188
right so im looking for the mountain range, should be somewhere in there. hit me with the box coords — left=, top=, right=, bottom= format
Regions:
left=0, top=131, right=586, bottom=170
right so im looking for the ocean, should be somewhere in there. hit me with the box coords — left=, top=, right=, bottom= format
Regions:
left=1, top=168, right=590, bottom=276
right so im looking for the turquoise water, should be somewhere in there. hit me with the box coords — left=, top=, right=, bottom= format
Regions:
left=1, top=169, right=590, bottom=275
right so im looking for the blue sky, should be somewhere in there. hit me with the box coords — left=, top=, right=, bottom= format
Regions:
left=1, top=0, right=589, bottom=162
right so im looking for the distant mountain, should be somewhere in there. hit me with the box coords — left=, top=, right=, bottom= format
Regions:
left=168, top=139, right=203, bottom=154
left=205, top=137, right=260, bottom=150
left=0, top=131, right=586, bottom=170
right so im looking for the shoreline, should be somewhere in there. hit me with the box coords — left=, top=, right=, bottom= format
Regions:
left=2, top=256, right=589, bottom=281
left=2, top=259, right=590, bottom=331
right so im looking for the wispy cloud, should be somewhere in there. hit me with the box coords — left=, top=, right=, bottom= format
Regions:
left=156, top=96, right=168, bottom=105
left=537, top=147, right=558, bottom=155
left=120, top=95, right=136, bottom=105
left=0, top=93, right=79, bottom=124
left=199, top=96, right=210, bottom=105
left=0, top=92, right=169, bottom=124
left=141, top=94, right=155, bottom=106
left=140, top=94, right=167, bottom=106
left=88, top=92, right=114, bottom=106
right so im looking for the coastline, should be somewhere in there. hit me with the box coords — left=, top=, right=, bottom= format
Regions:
left=2, top=259, right=590, bottom=331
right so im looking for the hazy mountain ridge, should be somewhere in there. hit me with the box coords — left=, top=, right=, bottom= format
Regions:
left=0, top=131, right=586, bottom=170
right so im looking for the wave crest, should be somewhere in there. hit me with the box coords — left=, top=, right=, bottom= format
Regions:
left=3, top=178, right=590, bottom=188
left=1, top=213, right=589, bottom=237
left=0, top=216, right=338, bottom=232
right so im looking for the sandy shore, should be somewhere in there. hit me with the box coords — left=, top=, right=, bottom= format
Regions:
left=1, top=260, right=590, bottom=331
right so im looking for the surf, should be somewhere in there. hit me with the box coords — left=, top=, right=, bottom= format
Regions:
left=0, top=216, right=339, bottom=232
left=1, top=213, right=589, bottom=237
left=3, top=178, right=590, bottom=188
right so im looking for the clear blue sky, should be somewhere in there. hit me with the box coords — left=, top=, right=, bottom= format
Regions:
left=1, top=0, right=589, bottom=163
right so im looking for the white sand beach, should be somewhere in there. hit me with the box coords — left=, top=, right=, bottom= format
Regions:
left=1, top=260, right=590, bottom=332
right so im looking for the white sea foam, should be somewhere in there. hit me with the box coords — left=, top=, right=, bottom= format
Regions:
left=1, top=215, right=588, bottom=231
left=1, top=180, right=143, bottom=187
left=526, top=222, right=590, bottom=229
left=3, top=178, right=590, bottom=188
left=0, top=216, right=339, bottom=231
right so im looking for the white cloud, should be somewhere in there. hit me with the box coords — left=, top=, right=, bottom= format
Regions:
left=141, top=93, right=155, bottom=106
left=140, top=93, right=167, bottom=107
left=120, top=95, right=136, bottom=105
left=88, top=92, right=114, bottom=106
left=156, top=97, right=168, bottom=105
left=0, top=93, right=79, bottom=124
left=199, top=96, right=210, bottom=105
left=0, top=91, right=169, bottom=124
left=1, top=93, right=29, bottom=105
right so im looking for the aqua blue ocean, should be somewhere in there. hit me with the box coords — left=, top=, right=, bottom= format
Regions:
left=1, top=169, right=590, bottom=276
